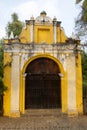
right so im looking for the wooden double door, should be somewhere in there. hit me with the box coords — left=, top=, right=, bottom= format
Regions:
left=25, top=58, right=61, bottom=109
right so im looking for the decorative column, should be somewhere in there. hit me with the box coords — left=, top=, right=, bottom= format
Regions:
left=53, top=17, right=57, bottom=44
left=10, top=45, right=20, bottom=117
left=30, top=16, right=34, bottom=43
left=67, top=54, right=77, bottom=116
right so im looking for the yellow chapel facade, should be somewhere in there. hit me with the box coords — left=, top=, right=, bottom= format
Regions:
left=4, top=11, right=83, bottom=117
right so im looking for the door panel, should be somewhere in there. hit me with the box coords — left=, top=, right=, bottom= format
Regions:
left=25, top=58, right=61, bottom=109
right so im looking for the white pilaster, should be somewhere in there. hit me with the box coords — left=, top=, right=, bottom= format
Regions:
left=54, top=25, right=56, bottom=44
left=67, top=55, right=77, bottom=114
left=11, top=54, right=20, bottom=115
left=30, top=24, right=34, bottom=42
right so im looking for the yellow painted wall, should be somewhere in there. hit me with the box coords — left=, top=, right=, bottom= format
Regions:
left=57, top=27, right=61, bottom=43
left=3, top=52, right=11, bottom=116
left=34, top=25, right=54, bottom=44
left=61, top=72, right=68, bottom=113
left=4, top=22, right=67, bottom=44
left=4, top=39, right=15, bottom=44
left=19, top=25, right=31, bottom=43
left=20, top=71, right=25, bottom=114
left=19, top=22, right=67, bottom=44
left=60, top=28, right=67, bottom=43
left=76, top=53, right=83, bottom=114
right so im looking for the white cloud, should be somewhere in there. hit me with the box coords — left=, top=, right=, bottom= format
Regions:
left=0, top=0, right=80, bottom=38
left=0, top=28, right=6, bottom=39
left=12, top=0, right=61, bottom=21
left=12, top=0, right=79, bottom=37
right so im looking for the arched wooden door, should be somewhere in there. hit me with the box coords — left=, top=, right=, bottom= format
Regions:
left=25, top=58, right=61, bottom=109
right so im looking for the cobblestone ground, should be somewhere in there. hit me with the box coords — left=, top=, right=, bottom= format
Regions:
left=0, top=109, right=87, bottom=130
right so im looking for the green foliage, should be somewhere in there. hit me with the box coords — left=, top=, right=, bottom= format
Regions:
left=82, top=11, right=87, bottom=22
left=82, top=0, right=87, bottom=22
left=76, top=0, right=82, bottom=4
left=82, top=51, right=87, bottom=87
left=0, top=44, right=3, bottom=78
left=6, top=13, right=23, bottom=37
left=11, top=13, right=18, bottom=22
left=0, top=43, right=7, bottom=95
left=76, top=0, right=87, bottom=22
left=83, top=0, right=87, bottom=11
left=75, top=0, right=87, bottom=43
left=0, top=78, right=7, bottom=95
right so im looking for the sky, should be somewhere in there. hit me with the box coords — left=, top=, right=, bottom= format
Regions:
left=0, top=0, right=80, bottom=39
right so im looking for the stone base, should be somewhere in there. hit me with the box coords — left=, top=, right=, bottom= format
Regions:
left=9, top=111, right=20, bottom=118
left=68, top=109, right=78, bottom=117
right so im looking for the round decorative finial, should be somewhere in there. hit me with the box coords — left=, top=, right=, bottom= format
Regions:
left=40, top=11, right=47, bottom=16
left=53, top=16, right=57, bottom=21
left=35, top=11, right=52, bottom=23
left=30, top=15, right=34, bottom=20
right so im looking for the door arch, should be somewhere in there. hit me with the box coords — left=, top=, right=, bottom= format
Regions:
left=25, top=57, right=61, bottom=109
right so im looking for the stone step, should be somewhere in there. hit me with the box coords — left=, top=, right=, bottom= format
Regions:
left=21, top=109, right=62, bottom=117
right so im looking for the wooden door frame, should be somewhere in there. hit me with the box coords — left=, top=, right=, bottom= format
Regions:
left=20, top=54, right=67, bottom=114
